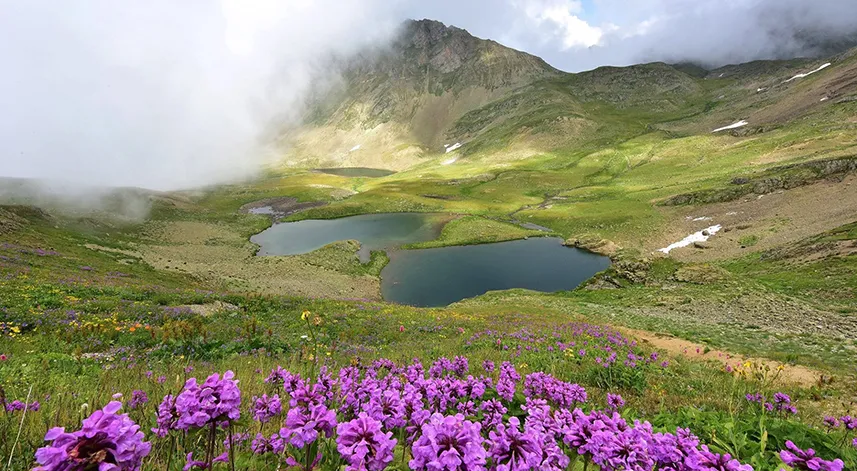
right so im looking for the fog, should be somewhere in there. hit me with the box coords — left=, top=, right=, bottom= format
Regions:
left=0, top=0, right=400, bottom=192
left=2, top=0, right=856, bottom=201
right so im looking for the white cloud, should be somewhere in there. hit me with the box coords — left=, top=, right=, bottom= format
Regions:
left=512, top=0, right=604, bottom=49
left=0, top=0, right=400, bottom=191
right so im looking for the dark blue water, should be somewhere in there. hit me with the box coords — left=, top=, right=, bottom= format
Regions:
left=251, top=214, right=610, bottom=306
left=381, top=237, right=610, bottom=307
left=250, top=213, right=442, bottom=261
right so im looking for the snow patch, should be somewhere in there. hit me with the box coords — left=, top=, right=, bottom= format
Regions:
left=692, top=216, right=712, bottom=221
left=783, top=63, right=831, bottom=83
left=659, top=225, right=722, bottom=254
left=756, top=87, right=766, bottom=92
left=820, top=96, right=829, bottom=102
left=445, top=142, right=462, bottom=153
left=349, top=145, right=361, bottom=152
left=441, top=158, right=457, bottom=166
left=712, top=120, right=748, bottom=133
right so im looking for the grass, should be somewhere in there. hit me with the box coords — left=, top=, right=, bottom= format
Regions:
left=403, top=216, right=551, bottom=249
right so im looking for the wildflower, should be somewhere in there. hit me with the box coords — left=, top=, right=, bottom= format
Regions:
left=281, top=403, right=337, bottom=448
left=5, top=400, right=39, bottom=412
left=745, top=393, right=763, bottom=403
left=129, top=390, right=148, bottom=410
left=606, top=393, right=625, bottom=410
left=336, top=413, right=396, bottom=471
left=482, top=360, right=495, bottom=373
left=33, top=401, right=151, bottom=471
left=251, top=432, right=285, bottom=455
left=0, top=354, right=7, bottom=361
left=779, top=440, right=844, bottom=471
left=823, top=416, right=840, bottom=429
left=152, top=394, right=179, bottom=437
left=688, top=445, right=753, bottom=471
left=251, top=394, right=282, bottom=423
left=841, top=416, right=857, bottom=430
left=487, top=416, right=541, bottom=471
left=400, top=325, right=405, bottom=332
left=157, top=375, right=167, bottom=384
left=411, top=413, right=486, bottom=471
left=174, top=371, right=241, bottom=430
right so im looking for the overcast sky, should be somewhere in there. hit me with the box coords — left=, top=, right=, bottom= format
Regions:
left=2, top=0, right=856, bottom=191
left=403, top=0, right=857, bottom=71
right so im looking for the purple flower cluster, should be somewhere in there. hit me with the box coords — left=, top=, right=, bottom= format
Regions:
left=251, top=393, right=282, bottom=423
left=128, top=390, right=148, bottom=410
left=523, top=372, right=587, bottom=407
left=745, top=391, right=798, bottom=415
left=336, top=413, right=397, bottom=471
left=780, top=440, right=844, bottom=471
left=34, top=401, right=150, bottom=471
left=174, top=370, right=241, bottom=430
left=33, top=358, right=850, bottom=470
left=5, top=399, right=40, bottom=412
left=411, top=413, right=486, bottom=470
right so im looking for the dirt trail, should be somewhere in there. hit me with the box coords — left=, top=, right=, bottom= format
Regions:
left=621, top=327, right=824, bottom=387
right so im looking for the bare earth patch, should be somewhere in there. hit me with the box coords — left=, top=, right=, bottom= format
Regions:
left=653, top=174, right=857, bottom=261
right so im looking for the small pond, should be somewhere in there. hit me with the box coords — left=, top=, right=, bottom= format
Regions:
left=250, top=213, right=443, bottom=261
left=314, top=167, right=396, bottom=178
left=381, top=237, right=610, bottom=307
left=252, top=214, right=610, bottom=307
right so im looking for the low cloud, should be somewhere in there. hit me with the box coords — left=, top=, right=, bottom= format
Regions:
left=507, top=0, right=857, bottom=71
left=0, top=0, right=400, bottom=192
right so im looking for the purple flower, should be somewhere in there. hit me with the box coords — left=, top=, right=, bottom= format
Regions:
left=688, top=445, right=753, bottom=471
left=411, top=413, right=486, bottom=471
left=480, top=399, right=507, bottom=430
left=152, top=394, right=178, bottom=437
left=745, top=393, right=763, bottom=404
left=483, top=360, right=495, bottom=373
left=365, top=389, right=406, bottom=430
left=841, top=415, right=857, bottom=430
left=594, top=424, right=655, bottom=471
left=779, top=440, right=844, bottom=471
left=5, top=400, right=39, bottom=412
left=33, top=401, right=151, bottom=471
left=823, top=416, right=840, bottom=429
left=281, top=403, right=337, bottom=448
left=496, top=362, right=520, bottom=401
left=251, top=432, right=285, bottom=455
left=336, top=412, right=397, bottom=471
left=175, top=371, right=241, bottom=430
left=606, top=393, right=625, bottom=410
left=251, top=394, right=282, bottom=423
left=129, top=390, right=148, bottom=410
left=487, top=416, right=541, bottom=471
left=773, top=392, right=791, bottom=404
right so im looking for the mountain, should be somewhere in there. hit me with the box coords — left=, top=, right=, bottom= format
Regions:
left=282, top=19, right=560, bottom=169
left=278, top=20, right=857, bottom=171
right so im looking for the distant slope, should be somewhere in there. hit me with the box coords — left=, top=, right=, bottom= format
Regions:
left=278, top=21, right=857, bottom=172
